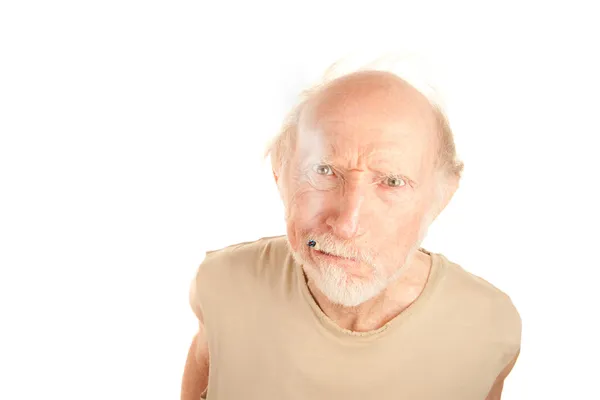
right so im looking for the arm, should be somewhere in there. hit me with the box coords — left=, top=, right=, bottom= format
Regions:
left=485, top=348, right=520, bottom=400
left=181, top=274, right=210, bottom=400
left=181, top=326, right=210, bottom=400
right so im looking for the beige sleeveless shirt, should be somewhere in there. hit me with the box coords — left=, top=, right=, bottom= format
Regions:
left=189, top=235, right=521, bottom=400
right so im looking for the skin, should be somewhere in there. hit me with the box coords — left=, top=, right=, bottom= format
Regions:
left=485, top=349, right=520, bottom=399
left=181, top=70, right=519, bottom=399
left=181, top=309, right=209, bottom=400
left=275, top=70, right=455, bottom=326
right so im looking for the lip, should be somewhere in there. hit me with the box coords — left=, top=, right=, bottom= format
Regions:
left=312, top=248, right=359, bottom=264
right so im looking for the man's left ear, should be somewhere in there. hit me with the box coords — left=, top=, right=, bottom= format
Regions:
left=431, top=175, right=459, bottom=221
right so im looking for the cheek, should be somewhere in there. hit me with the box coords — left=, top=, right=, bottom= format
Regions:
left=394, top=211, right=427, bottom=237
left=372, top=208, right=427, bottom=254
left=287, top=189, right=321, bottom=220
left=284, top=187, right=327, bottom=248
left=285, top=171, right=331, bottom=220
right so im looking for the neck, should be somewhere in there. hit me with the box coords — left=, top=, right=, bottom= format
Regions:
left=305, top=250, right=432, bottom=332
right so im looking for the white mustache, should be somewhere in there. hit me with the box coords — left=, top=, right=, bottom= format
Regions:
left=308, top=239, right=367, bottom=261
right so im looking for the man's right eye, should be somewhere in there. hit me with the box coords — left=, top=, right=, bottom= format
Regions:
left=312, top=164, right=334, bottom=176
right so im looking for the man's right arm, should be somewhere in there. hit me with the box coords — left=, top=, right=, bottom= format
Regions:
left=181, top=324, right=210, bottom=400
left=181, top=272, right=210, bottom=400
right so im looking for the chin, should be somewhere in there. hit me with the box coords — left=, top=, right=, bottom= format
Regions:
left=286, top=234, right=391, bottom=307
left=309, top=263, right=389, bottom=307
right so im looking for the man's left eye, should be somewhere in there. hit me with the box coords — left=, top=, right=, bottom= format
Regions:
left=386, top=176, right=406, bottom=187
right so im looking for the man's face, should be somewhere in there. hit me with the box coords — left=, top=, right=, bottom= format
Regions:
left=280, top=72, right=442, bottom=307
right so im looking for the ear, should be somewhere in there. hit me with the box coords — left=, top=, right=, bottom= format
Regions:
left=430, top=174, right=459, bottom=221
left=273, top=169, right=285, bottom=202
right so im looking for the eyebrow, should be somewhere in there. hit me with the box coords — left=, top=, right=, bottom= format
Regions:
left=312, top=156, right=418, bottom=186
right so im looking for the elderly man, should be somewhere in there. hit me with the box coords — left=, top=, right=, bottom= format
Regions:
left=181, top=65, right=521, bottom=400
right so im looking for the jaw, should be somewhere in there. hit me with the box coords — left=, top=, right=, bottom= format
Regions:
left=302, top=254, right=389, bottom=308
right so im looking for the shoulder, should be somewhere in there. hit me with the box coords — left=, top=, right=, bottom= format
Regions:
left=200, top=234, right=289, bottom=272
left=204, top=234, right=289, bottom=259
left=193, top=234, right=290, bottom=296
left=437, top=253, right=522, bottom=346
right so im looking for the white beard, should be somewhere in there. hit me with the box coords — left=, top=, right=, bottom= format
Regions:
left=287, top=222, right=429, bottom=308
left=289, top=244, right=394, bottom=308
left=306, top=261, right=389, bottom=307
left=286, top=207, right=433, bottom=308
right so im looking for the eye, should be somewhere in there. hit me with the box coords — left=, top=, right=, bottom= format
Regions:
left=385, top=176, right=406, bottom=188
left=312, top=164, right=334, bottom=176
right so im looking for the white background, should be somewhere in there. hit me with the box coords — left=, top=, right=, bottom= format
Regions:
left=1, top=1, right=599, bottom=399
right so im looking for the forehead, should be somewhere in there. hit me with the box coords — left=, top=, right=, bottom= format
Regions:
left=297, top=121, right=432, bottom=179
left=300, top=120, right=425, bottom=157
left=296, top=74, right=439, bottom=176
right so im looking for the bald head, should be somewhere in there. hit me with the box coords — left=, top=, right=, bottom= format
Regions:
left=303, top=70, right=437, bottom=126
left=298, top=71, right=441, bottom=166
left=267, top=68, right=463, bottom=192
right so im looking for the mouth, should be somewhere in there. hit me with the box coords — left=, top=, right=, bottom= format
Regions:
left=311, top=247, right=358, bottom=263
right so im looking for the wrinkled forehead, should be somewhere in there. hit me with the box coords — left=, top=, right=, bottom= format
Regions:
left=295, top=75, right=439, bottom=176
left=296, top=121, right=435, bottom=183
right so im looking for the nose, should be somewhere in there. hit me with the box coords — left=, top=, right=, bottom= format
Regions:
left=325, top=175, right=367, bottom=239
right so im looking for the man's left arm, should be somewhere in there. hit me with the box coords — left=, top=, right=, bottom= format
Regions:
left=485, top=348, right=521, bottom=400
